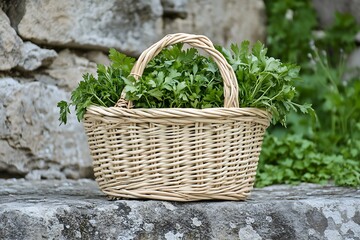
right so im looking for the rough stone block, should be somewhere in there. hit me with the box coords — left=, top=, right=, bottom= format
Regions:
left=44, top=49, right=98, bottom=90
left=0, top=9, right=22, bottom=71
left=0, top=78, right=92, bottom=179
left=0, top=9, right=59, bottom=72
left=162, top=0, right=266, bottom=47
left=5, top=0, right=266, bottom=56
left=0, top=180, right=359, bottom=239
left=17, top=41, right=57, bottom=71
left=7, top=0, right=163, bottom=56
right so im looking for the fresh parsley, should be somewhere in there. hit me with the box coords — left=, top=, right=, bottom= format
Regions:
left=217, top=41, right=314, bottom=125
left=58, top=42, right=312, bottom=127
left=58, top=49, right=134, bottom=124
left=125, top=44, right=223, bottom=109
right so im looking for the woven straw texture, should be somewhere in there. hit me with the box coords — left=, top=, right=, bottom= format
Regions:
left=84, top=33, right=271, bottom=201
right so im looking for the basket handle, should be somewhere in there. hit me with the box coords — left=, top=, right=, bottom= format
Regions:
left=117, top=33, right=239, bottom=108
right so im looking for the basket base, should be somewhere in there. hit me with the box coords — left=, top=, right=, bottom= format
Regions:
left=98, top=185, right=254, bottom=201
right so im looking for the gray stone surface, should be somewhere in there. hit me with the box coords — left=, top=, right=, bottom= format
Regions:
left=163, top=0, right=266, bottom=47
left=82, top=50, right=111, bottom=66
left=7, top=0, right=164, bottom=56
left=17, top=41, right=57, bottom=71
left=161, top=0, right=187, bottom=19
left=44, top=49, right=98, bottom=90
left=0, top=179, right=359, bottom=239
left=0, top=8, right=58, bottom=72
left=0, top=78, right=92, bottom=179
left=0, top=9, right=22, bottom=71
left=5, top=0, right=265, bottom=56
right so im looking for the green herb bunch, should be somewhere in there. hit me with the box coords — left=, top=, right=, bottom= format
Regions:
left=58, top=42, right=312, bottom=126
left=58, top=49, right=135, bottom=124
left=217, top=41, right=314, bottom=126
left=124, top=43, right=223, bottom=109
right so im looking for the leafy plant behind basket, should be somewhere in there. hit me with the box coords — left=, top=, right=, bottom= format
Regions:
left=257, top=1, right=360, bottom=187
left=58, top=42, right=313, bottom=126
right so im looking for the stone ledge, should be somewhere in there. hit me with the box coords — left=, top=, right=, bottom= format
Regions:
left=0, top=179, right=359, bottom=239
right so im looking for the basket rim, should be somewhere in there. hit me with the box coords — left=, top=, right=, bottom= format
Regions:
left=85, top=105, right=272, bottom=120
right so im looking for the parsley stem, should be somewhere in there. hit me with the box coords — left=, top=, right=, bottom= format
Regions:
left=93, top=94, right=107, bottom=107
left=252, top=83, right=274, bottom=105
left=250, top=72, right=271, bottom=99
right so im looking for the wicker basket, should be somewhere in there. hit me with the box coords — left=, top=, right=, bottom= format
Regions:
left=83, top=33, right=271, bottom=201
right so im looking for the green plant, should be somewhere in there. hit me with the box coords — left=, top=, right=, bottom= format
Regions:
left=256, top=134, right=360, bottom=187
left=257, top=1, right=360, bottom=187
left=57, top=49, right=134, bottom=124
left=257, top=47, right=360, bottom=187
left=264, top=0, right=317, bottom=64
left=124, top=44, right=223, bottom=109
left=265, top=0, right=358, bottom=70
left=308, top=49, right=360, bottom=150
left=217, top=41, right=314, bottom=126
left=317, top=13, right=360, bottom=66
left=58, top=42, right=312, bottom=126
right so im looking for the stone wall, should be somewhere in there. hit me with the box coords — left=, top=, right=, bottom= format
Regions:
left=0, top=0, right=266, bottom=179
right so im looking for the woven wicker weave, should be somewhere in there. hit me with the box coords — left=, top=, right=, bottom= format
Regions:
left=83, top=33, right=271, bottom=201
